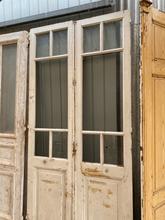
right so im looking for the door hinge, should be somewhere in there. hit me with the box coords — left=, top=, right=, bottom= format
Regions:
left=72, top=141, right=77, bottom=156
left=72, top=79, right=76, bottom=87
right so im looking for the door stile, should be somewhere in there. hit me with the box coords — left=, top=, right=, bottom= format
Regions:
left=118, top=11, right=133, bottom=220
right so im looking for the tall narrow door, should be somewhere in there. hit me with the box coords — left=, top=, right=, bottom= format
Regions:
left=0, top=32, right=28, bottom=220
left=27, top=22, right=74, bottom=220
left=75, top=11, right=132, bottom=220
left=141, top=1, right=165, bottom=220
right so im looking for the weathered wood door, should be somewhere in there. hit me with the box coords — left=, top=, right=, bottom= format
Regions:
left=141, top=1, right=165, bottom=220
left=27, top=22, right=75, bottom=220
left=27, top=11, right=132, bottom=220
left=0, top=32, right=28, bottom=220
left=75, top=11, right=132, bottom=220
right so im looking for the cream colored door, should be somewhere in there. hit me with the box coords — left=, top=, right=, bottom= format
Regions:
left=27, top=22, right=74, bottom=220
left=0, top=32, right=28, bottom=220
left=141, top=1, right=165, bottom=220
left=75, top=11, right=133, bottom=220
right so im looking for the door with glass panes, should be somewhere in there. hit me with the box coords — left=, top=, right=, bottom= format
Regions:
left=27, top=11, right=132, bottom=220
left=0, top=32, right=28, bottom=220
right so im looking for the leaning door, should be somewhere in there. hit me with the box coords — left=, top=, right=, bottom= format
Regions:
left=0, top=32, right=28, bottom=220
left=141, top=2, right=165, bottom=220
left=75, top=11, right=132, bottom=220
left=27, top=22, right=74, bottom=220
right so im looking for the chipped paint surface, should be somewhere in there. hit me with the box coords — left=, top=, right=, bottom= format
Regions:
left=0, top=32, right=28, bottom=220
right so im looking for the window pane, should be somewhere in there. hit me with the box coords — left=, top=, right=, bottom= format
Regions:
left=53, top=30, right=67, bottom=55
left=52, top=133, right=67, bottom=158
left=36, top=59, right=68, bottom=128
left=83, top=134, right=100, bottom=163
left=104, top=135, right=123, bottom=165
left=36, top=33, right=49, bottom=57
left=83, top=25, right=100, bottom=52
left=104, top=21, right=122, bottom=50
left=0, top=44, right=17, bottom=133
left=35, top=131, right=49, bottom=157
left=83, top=53, right=123, bottom=131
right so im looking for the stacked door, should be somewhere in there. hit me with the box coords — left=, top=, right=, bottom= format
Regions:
left=27, top=11, right=132, bottom=220
left=141, top=2, right=165, bottom=220
left=0, top=32, right=28, bottom=220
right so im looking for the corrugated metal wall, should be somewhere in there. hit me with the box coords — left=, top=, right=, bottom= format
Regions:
left=153, top=0, right=165, bottom=11
left=0, top=0, right=102, bottom=22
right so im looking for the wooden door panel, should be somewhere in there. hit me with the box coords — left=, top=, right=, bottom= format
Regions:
left=154, top=205, right=165, bottom=220
left=84, top=177, right=118, bottom=220
left=75, top=11, right=132, bottom=220
left=0, top=32, right=28, bottom=220
left=154, top=78, right=165, bottom=192
left=35, top=169, right=66, bottom=220
left=154, top=25, right=165, bottom=60
left=141, top=1, right=165, bottom=220
left=27, top=22, right=74, bottom=220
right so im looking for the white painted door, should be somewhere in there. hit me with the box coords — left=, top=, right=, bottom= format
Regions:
left=0, top=32, right=28, bottom=220
left=27, top=10, right=132, bottom=220
left=75, top=11, right=132, bottom=220
left=27, top=22, right=75, bottom=220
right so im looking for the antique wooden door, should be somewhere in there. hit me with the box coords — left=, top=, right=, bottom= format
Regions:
left=0, top=32, right=28, bottom=220
left=27, top=11, right=132, bottom=220
left=141, top=1, right=165, bottom=220
left=27, top=22, right=75, bottom=220
left=75, top=11, right=132, bottom=220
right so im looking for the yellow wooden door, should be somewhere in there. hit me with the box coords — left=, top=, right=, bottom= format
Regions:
left=141, top=1, right=165, bottom=220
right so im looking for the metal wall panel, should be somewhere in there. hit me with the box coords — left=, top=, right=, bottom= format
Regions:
left=0, top=0, right=103, bottom=22
left=153, top=0, right=165, bottom=11
left=0, top=0, right=130, bottom=23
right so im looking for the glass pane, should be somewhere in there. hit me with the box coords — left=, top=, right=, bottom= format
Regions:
left=83, top=25, right=100, bottom=52
left=36, top=58, right=68, bottom=128
left=104, top=135, right=123, bottom=165
left=0, top=44, right=17, bottom=133
left=53, top=30, right=67, bottom=55
left=52, top=133, right=67, bottom=158
left=35, top=131, right=49, bottom=157
left=83, top=134, right=100, bottom=163
left=36, top=33, right=49, bottom=57
left=83, top=53, right=123, bottom=131
left=124, top=0, right=128, bottom=10
left=104, top=21, right=122, bottom=50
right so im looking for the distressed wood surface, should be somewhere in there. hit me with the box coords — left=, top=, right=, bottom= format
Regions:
left=27, top=21, right=74, bottom=220
left=141, top=1, right=165, bottom=219
left=0, top=31, right=28, bottom=220
left=75, top=11, right=132, bottom=220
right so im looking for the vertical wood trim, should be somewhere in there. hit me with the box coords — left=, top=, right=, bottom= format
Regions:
left=140, top=2, right=153, bottom=220
left=0, top=45, right=2, bottom=116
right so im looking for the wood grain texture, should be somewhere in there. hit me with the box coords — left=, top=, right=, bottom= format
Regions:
left=141, top=3, right=165, bottom=220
